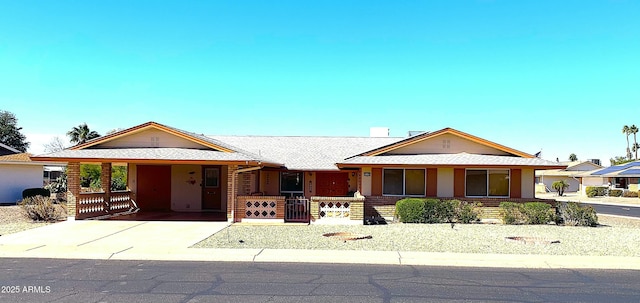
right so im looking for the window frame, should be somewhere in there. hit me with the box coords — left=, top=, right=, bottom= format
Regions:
left=280, top=171, right=305, bottom=198
left=382, top=168, right=426, bottom=197
left=465, top=168, right=510, bottom=198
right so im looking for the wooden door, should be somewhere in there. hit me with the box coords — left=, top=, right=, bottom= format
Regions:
left=202, top=166, right=222, bottom=210
left=136, top=165, right=171, bottom=211
left=316, top=172, right=348, bottom=197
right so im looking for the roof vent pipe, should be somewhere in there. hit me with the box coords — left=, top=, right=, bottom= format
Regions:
left=370, top=127, right=389, bottom=137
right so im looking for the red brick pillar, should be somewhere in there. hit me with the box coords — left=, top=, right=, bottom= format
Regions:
left=227, top=165, right=238, bottom=221
left=101, top=163, right=112, bottom=211
left=66, top=162, right=81, bottom=219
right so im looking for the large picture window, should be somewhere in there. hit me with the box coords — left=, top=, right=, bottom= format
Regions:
left=383, top=169, right=425, bottom=196
left=280, top=172, right=304, bottom=197
left=466, top=169, right=510, bottom=197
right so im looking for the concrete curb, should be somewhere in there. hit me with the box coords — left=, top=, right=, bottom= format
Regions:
left=1, top=247, right=639, bottom=270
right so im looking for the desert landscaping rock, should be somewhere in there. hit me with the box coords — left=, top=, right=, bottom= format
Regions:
left=193, top=215, right=640, bottom=257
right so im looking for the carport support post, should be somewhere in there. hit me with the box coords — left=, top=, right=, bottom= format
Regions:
left=101, top=162, right=112, bottom=212
left=66, top=162, right=80, bottom=220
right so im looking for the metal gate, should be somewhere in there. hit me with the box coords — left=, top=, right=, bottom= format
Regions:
left=285, top=197, right=310, bottom=223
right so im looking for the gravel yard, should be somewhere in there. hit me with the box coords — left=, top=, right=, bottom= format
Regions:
left=0, top=206, right=52, bottom=236
left=192, top=215, right=640, bottom=257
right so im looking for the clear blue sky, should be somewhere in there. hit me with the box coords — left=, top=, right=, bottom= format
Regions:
left=1, top=1, right=638, bottom=165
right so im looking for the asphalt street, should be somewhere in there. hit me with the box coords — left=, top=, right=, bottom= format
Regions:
left=590, top=203, right=640, bottom=219
left=1, top=258, right=639, bottom=303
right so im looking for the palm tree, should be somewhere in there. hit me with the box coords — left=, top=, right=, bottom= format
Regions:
left=623, top=125, right=632, bottom=160
left=569, top=153, right=578, bottom=161
left=633, top=143, right=640, bottom=160
left=630, top=124, right=639, bottom=160
left=67, top=123, right=100, bottom=145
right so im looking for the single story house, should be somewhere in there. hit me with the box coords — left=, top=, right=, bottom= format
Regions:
left=0, top=152, right=65, bottom=204
left=585, top=161, right=640, bottom=192
left=535, top=161, right=603, bottom=193
left=32, top=121, right=565, bottom=222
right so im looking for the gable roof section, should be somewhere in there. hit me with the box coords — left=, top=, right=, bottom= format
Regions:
left=33, top=122, right=282, bottom=166
left=0, top=142, right=20, bottom=154
left=70, top=121, right=236, bottom=152
left=354, top=128, right=534, bottom=158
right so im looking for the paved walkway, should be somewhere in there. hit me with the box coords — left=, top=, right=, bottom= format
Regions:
left=1, top=220, right=639, bottom=270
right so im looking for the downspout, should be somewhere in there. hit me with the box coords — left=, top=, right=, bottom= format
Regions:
left=231, top=165, right=264, bottom=223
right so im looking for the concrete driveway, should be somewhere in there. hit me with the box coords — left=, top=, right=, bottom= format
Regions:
left=0, top=220, right=231, bottom=260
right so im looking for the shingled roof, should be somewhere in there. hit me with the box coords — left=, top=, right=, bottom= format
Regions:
left=208, top=135, right=403, bottom=171
left=338, top=152, right=564, bottom=168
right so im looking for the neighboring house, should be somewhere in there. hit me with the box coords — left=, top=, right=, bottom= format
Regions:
left=32, top=121, right=565, bottom=222
left=535, top=161, right=603, bottom=193
left=43, top=165, right=65, bottom=185
left=0, top=153, right=64, bottom=204
left=587, top=161, right=640, bottom=192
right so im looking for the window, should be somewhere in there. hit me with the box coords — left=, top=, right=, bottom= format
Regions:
left=383, top=169, right=426, bottom=196
left=204, top=167, right=220, bottom=187
left=281, top=172, right=304, bottom=197
left=466, top=169, right=510, bottom=197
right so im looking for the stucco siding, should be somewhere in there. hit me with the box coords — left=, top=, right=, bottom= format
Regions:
left=170, top=165, right=202, bottom=211
left=360, top=167, right=372, bottom=196
left=0, top=164, right=43, bottom=203
left=385, top=133, right=511, bottom=156
left=437, top=168, right=454, bottom=197
left=98, top=129, right=206, bottom=149
left=540, top=176, right=581, bottom=193
left=259, top=170, right=280, bottom=196
left=521, top=169, right=535, bottom=198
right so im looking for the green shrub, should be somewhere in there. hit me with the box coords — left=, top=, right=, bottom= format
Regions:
left=499, top=202, right=525, bottom=224
left=609, top=189, right=623, bottom=197
left=585, top=186, right=608, bottom=197
left=395, top=198, right=425, bottom=223
left=22, top=188, right=50, bottom=200
left=450, top=199, right=481, bottom=223
left=521, top=202, right=553, bottom=224
left=19, top=196, right=66, bottom=222
left=111, top=177, right=127, bottom=191
left=556, top=202, right=598, bottom=227
left=423, top=198, right=455, bottom=223
left=623, top=191, right=639, bottom=198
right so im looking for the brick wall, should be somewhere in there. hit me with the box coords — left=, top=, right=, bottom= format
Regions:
left=364, top=196, right=400, bottom=219
left=101, top=162, right=112, bottom=202
left=226, top=165, right=237, bottom=220
left=237, top=196, right=286, bottom=221
left=66, top=162, right=80, bottom=218
left=364, top=195, right=556, bottom=220
left=311, top=196, right=365, bottom=222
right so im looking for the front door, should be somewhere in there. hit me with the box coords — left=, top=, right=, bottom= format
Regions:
left=316, top=172, right=349, bottom=197
left=136, top=165, right=171, bottom=211
left=202, top=166, right=222, bottom=210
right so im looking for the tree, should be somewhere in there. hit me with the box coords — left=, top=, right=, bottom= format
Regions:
left=610, top=156, right=634, bottom=166
left=630, top=124, right=639, bottom=160
left=569, top=153, right=578, bottom=161
left=552, top=180, right=570, bottom=197
left=0, top=110, right=30, bottom=152
left=43, top=136, right=67, bottom=153
left=623, top=125, right=632, bottom=160
left=633, top=143, right=640, bottom=160
left=67, top=123, right=100, bottom=145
